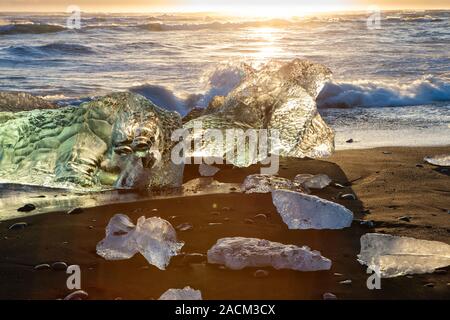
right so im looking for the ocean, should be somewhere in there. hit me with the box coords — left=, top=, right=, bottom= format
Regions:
left=0, top=10, right=449, bottom=149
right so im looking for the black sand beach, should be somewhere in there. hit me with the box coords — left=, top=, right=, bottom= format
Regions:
left=0, top=146, right=449, bottom=300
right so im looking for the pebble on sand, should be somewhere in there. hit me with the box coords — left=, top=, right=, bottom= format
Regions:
left=254, top=269, right=269, bottom=278
left=398, top=216, right=411, bottom=222
left=254, top=214, right=268, bottom=220
left=51, top=261, right=68, bottom=271
left=64, top=290, right=89, bottom=300
left=339, top=193, right=357, bottom=200
left=34, top=263, right=51, bottom=270
left=17, top=204, right=36, bottom=212
left=346, top=139, right=354, bottom=143
left=8, top=222, right=28, bottom=230
left=176, top=223, right=193, bottom=232
left=67, top=207, right=83, bottom=215
left=323, top=292, right=337, bottom=300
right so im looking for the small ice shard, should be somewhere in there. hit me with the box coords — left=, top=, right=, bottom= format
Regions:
left=158, top=286, right=202, bottom=300
left=241, top=174, right=301, bottom=194
left=207, top=237, right=332, bottom=271
left=96, top=214, right=184, bottom=270
left=271, top=190, right=353, bottom=230
left=96, top=214, right=138, bottom=260
left=294, top=174, right=331, bottom=189
left=199, top=163, right=220, bottom=177
left=357, top=233, right=450, bottom=278
left=424, top=154, right=450, bottom=167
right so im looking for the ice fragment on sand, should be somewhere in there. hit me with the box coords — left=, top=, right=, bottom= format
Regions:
left=424, top=154, right=450, bottom=167
left=357, top=233, right=450, bottom=278
left=199, top=163, right=220, bottom=177
left=207, top=237, right=331, bottom=271
left=241, top=174, right=301, bottom=194
left=158, top=286, right=202, bottom=300
left=271, top=190, right=353, bottom=230
left=294, top=174, right=331, bottom=189
left=96, top=214, right=184, bottom=270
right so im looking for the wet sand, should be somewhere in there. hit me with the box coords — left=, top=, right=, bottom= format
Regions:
left=0, top=146, right=449, bottom=300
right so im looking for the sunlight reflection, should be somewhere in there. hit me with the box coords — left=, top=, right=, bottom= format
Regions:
left=246, top=27, right=283, bottom=65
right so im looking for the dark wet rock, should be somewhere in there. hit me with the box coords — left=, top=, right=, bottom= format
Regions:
left=333, top=273, right=343, bottom=277
left=339, top=193, right=356, bottom=200
left=51, top=261, right=68, bottom=271
left=323, top=292, right=337, bottom=300
left=346, top=139, right=354, bottom=143
left=416, top=164, right=424, bottom=168
left=8, top=222, right=28, bottom=230
left=253, top=269, right=269, bottom=278
left=398, top=216, right=411, bottom=222
left=339, top=280, right=352, bottom=285
left=17, top=203, right=36, bottom=212
left=34, top=263, right=51, bottom=270
left=423, top=283, right=435, bottom=288
left=64, top=290, right=89, bottom=300
left=67, top=207, right=83, bottom=215
left=176, top=223, right=193, bottom=232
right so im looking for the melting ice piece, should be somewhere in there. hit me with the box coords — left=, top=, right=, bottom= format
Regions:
left=241, top=174, right=301, bottom=194
left=271, top=190, right=353, bottom=229
left=199, top=163, right=220, bottom=177
left=158, top=286, right=203, bottom=300
left=207, top=237, right=331, bottom=271
left=96, top=214, right=184, bottom=270
left=424, top=154, right=450, bottom=167
left=183, top=59, right=335, bottom=167
left=96, top=214, right=138, bottom=260
left=294, top=174, right=331, bottom=189
left=357, top=233, right=450, bottom=278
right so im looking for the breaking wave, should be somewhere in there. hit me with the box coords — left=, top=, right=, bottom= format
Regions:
left=129, top=62, right=248, bottom=114
left=317, top=75, right=450, bottom=108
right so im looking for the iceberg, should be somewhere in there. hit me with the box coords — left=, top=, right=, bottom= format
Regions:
left=207, top=237, right=332, bottom=271
left=158, top=286, right=202, bottom=300
left=357, top=233, right=450, bottom=278
left=271, top=190, right=353, bottom=229
left=0, top=92, right=183, bottom=190
left=424, top=154, right=450, bottom=167
left=96, top=214, right=184, bottom=270
left=241, top=174, right=303, bottom=194
left=183, top=59, right=335, bottom=167
left=294, top=174, right=331, bottom=190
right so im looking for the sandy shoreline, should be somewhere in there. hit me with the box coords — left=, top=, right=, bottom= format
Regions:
left=0, top=146, right=448, bottom=300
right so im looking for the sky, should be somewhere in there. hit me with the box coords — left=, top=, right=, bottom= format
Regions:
left=1, top=0, right=449, bottom=13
